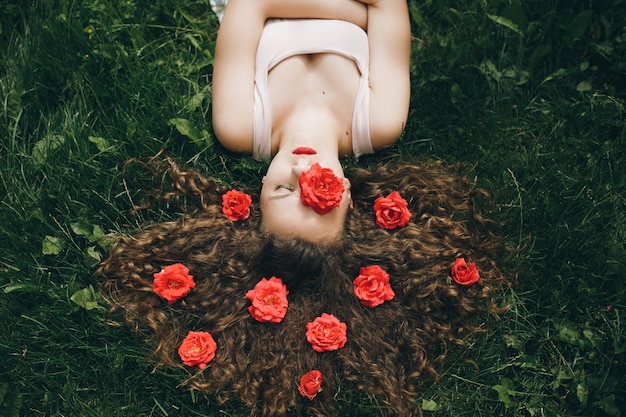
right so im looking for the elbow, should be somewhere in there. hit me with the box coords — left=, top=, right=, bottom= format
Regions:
left=212, top=120, right=253, bottom=154
left=370, top=113, right=408, bottom=149
left=211, top=109, right=254, bottom=154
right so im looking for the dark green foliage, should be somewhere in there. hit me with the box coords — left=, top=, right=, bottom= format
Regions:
left=1, top=0, right=624, bottom=415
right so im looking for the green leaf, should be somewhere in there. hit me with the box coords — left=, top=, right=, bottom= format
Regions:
left=71, top=221, right=104, bottom=243
left=3, top=283, right=40, bottom=294
left=187, top=85, right=212, bottom=112
left=6, top=88, right=23, bottom=120
left=580, top=61, right=590, bottom=72
left=504, top=333, right=524, bottom=351
left=557, top=323, right=581, bottom=345
left=487, top=14, right=524, bottom=36
left=492, top=384, right=511, bottom=408
left=450, top=83, right=465, bottom=105
left=542, top=68, right=568, bottom=84
left=71, top=221, right=93, bottom=237
left=88, top=135, right=111, bottom=152
left=515, top=354, right=540, bottom=369
left=32, top=134, right=65, bottom=167
left=551, top=365, right=574, bottom=389
left=576, top=81, right=592, bottom=93
left=492, top=378, right=515, bottom=408
left=168, top=118, right=210, bottom=147
left=70, top=285, right=103, bottom=311
left=421, top=399, right=439, bottom=411
left=85, top=245, right=102, bottom=268
left=576, top=382, right=589, bottom=406
left=42, top=235, right=63, bottom=255
left=92, top=224, right=105, bottom=240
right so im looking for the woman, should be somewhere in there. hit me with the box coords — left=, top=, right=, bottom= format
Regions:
left=211, top=0, right=411, bottom=242
left=99, top=156, right=509, bottom=417
left=99, top=2, right=509, bottom=415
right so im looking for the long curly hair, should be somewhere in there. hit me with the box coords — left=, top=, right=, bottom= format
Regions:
left=98, top=156, right=510, bottom=416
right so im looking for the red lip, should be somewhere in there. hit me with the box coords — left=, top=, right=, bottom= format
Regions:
left=292, top=147, right=317, bottom=155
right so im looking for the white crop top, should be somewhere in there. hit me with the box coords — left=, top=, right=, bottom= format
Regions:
left=253, top=19, right=373, bottom=161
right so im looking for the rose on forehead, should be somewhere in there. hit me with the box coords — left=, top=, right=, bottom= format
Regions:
left=299, top=163, right=345, bottom=215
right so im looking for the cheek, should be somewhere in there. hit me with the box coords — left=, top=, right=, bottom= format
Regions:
left=260, top=199, right=301, bottom=231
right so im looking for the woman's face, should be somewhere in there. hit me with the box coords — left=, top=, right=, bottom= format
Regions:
left=260, top=146, right=351, bottom=242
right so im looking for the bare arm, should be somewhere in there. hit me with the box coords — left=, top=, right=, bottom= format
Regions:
left=211, top=0, right=368, bottom=153
left=360, top=0, right=411, bottom=149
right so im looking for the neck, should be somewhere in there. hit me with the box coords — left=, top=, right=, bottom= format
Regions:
left=274, top=105, right=346, bottom=156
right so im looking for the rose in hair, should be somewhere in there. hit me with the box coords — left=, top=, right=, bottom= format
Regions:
left=298, top=370, right=323, bottom=399
left=222, top=189, right=252, bottom=221
left=178, top=331, right=217, bottom=369
left=246, top=277, right=289, bottom=323
left=373, top=191, right=412, bottom=229
left=153, top=263, right=196, bottom=304
left=299, top=163, right=345, bottom=215
left=353, top=265, right=395, bottom=308
left=305, top=313, right=347, bottom=352
left=451, top=257, right=480, bottom=286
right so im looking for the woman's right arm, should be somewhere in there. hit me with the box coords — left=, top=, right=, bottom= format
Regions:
left=211, top=0, right=367, bottom=154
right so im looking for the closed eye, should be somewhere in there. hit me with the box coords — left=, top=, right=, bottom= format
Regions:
left=275, top=184, right=295, bottom=191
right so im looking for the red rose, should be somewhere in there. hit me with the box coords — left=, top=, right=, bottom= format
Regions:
left=373, top=191, right=412, bottom=229
left=353, top=265, right=395, bottom=308
left=298, top=370, right=323, bottom=399
left=222, top=189, right=252, bottom=221
left=153, top=263, right=196, bottom=304
left=451, top=257, right=480, bottom=286
left=246, top=277, right=289, bottom=323
left=177, top=330, right=217, bottom=369
left=305, top=313, right=347, bottom=352
left=298, top=163, right=345, bottom=215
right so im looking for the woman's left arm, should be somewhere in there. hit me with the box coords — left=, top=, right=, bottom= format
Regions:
left=361, top=0, right=411, bottom=148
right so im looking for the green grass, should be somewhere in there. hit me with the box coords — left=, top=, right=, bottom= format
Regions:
left=1, top=0, right=625, bottom=415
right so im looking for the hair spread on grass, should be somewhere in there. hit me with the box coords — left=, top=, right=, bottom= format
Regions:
left=98, top=156, right=510, bottom=417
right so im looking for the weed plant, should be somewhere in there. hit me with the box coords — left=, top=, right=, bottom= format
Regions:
left=1, top=0, right=625, bottom=416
